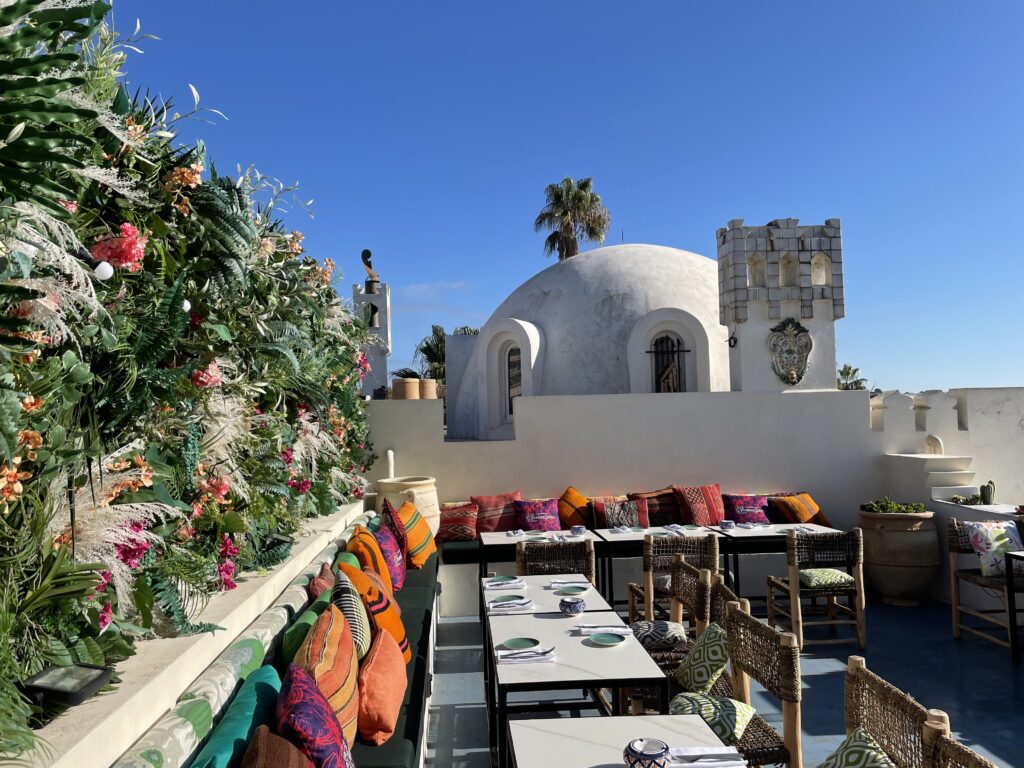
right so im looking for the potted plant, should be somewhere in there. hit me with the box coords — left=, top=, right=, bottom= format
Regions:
left=858, top=497, right=939, bottom=606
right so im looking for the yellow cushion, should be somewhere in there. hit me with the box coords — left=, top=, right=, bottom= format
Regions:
left=397, top=500, right=437, bottom=569
left=558, top=486, right=590, bottom=529
left=771, top=493, right=825, bottom=525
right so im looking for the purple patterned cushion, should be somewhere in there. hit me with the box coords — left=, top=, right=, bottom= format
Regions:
left=513, top=499, right=562, bottom=532
left=380, top=498, right=409, bottom=558
left=373, top=525, right=406, bottom=591
left=277, top=664, right=355, bottom=768
left=722, top=494, right=771, bottom=525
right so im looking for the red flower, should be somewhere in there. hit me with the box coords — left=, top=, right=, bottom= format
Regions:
left=191, top=360, right=222, bottom=388
left=219, top=533, right=239, bottom=559
left=91, top=223, right=148, bottom=272
left=98, top=602, right=114, bottom=630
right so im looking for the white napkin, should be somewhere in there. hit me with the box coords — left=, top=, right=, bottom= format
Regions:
left=669, top=747, right=744, bottom=767
left=610, top=525, right=632, bottom=534
left=669, top=761, right=747, bottom=768
left=488, top=600, right=536, bottom=614
left=549, top=578, right=590, bottom=586
left=496, top=647, right=556, bottom=664
left=665, top=524, right=687, bottom=534
left=576, top=625, right=632, bottom=636
left=506, top=529, right=525, bottom=538
left=487, top=596, right=531, bottom=607
left=484, top=578, right=526, bottom=590
left=550, top=533, right=583, bottom=542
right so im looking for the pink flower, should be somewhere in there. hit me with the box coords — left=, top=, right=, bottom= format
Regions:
left=353, top=486, right=364, bottom=499
left=280, top=448, right=293, bottom=467
left=115, top=522, right=151, bottom=569
left=98, top=602, right=114, bottom=630
left=218, top=559, right=237, bottom=591
left=219, top=533, right=239, bottom=559
left=191, top=502, right=204, bottom=519
left=91, top=222, right=148, bottom=272
left=287, top=477, right=311, bottom=494
left=192, top=360, right=222, bottom=388
left=88, top=570, right=113, bottom=601
left=202, top=475, right=230, bottom=499
left=189, top=313, right=205, bottom=328
left=59, top=199, right=78, bottom=213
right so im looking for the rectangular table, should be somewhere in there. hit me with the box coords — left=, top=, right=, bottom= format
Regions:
left=487, top=610, right=667, bottom=768
left=478, top=530, right=604, bottom=590
left=480, top=573, right=610, bottom=615
left=1007, top=550, right=1024, bottom=665
left=707, top=522, right=836, bottom=596
left=594, top=526, right=721, bottom=606
left=510, top=715, right=725, bottom=768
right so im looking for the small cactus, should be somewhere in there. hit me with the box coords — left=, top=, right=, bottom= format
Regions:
left=979, top=480, right=996, bottom=505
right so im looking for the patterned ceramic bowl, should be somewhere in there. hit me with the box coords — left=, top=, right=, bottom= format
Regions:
left=570, top=525, right=587, bottom=536
left=558, top=596, right=586, bottom=616
left=623, top=738, right=670, bottom=768
left=719, top=519, right=736, bottom=530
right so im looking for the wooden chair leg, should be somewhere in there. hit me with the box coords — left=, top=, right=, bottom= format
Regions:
left=854, top=564, right=867, bottom=650
left=644, top=571, right=655, bottom=622
left=781, top=634, right=802, bottom=768
left=788, top=564, right=803, bottom=650
left=766, top=579, right=777, bottom=629
left=950, top=552, right=962, bottom=640
left=630, top=694, right=645, bottom=715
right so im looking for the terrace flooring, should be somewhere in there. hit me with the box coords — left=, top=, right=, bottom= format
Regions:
left=426, top=600, right=1023, bottom=767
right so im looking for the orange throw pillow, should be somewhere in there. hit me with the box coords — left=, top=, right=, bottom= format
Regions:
left=346, top=525, right=393, bottom=595
left=337, top=562, right=411, bottom=664
left=771, top=492, right=830, bottom=526
left=557, top=486, right=590, bottom=529
left=396, top=500, right=437, bottom=569
left=293, top=604, right=360, bottom=746
left=357, top=627, right=408, bottom=745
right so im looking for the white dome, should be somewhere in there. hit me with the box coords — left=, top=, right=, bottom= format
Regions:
left=448, top=243, right=730, bottom=438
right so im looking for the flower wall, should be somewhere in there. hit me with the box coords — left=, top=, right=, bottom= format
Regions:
left=0, top=2, right=373, bottom=755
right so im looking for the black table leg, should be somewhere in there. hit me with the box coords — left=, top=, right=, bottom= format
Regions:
left=497, top=687, right=508, bottom=768
left=607, top=545, right=616, bottom=607
left=660, top=678, right=669, bottom=713
left=732, top=550, right=741, bottom=596
left=1007, top=553, right=1020, bottom=665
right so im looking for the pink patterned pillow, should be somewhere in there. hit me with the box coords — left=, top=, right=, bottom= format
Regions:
left=513, top=499, right=561, bottom=532
left=590, top=498, right=650, bottom=529
left=436, top=503, right=479, bottom=542
left=722, top=494, right=771, bottom=525
left=470, top=491, right=522, bottom=533
left=380, top=498, right=408, bottom=559
left=373, top=525, right=406, bottom=591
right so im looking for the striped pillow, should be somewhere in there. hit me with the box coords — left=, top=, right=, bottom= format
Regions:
left=337, top=562, right=411, bottom=664
left=331, top=572, right=372, bottom=660
left=470, top=491, right=522, bottom=533
left=436, top=503, right=479, bottom=542
left=346, top=525, right=393, bottom=595
left=627, top=488, right=682, bottom=526
left=308, top=562, right=334, bottom=599
left=557, top=486, right=590, bottom=529
left=674, top=484, right=726, bottom=526
left=396, top=500, right=437, bottom=569
left=293, top=605, right=360, bottom=747
left=770, top=492, right=831, bottom=526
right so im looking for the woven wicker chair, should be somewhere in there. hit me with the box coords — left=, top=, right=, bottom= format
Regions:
left=766, top=528, right=866, bottom=650
left=627, top=534, right=719, bottom=622
left=845, top=657, right=998, bottom=768
left=514, top=539, right=596, bottom=584
left=948, top=517, right=1024, bottom=648
left=726, top=601, right=803, bottom=768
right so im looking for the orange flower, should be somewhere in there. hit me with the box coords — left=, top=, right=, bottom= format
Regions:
left=17, top=430, right=43, bottom=461
left=0, top=457, right=32, bottom=513
left=20, top=394, right=43, bottom=412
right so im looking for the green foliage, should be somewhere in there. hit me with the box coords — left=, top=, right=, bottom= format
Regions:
left=837, top=363, right=868, bottom=391
left=859, top=497, right=927, bottom=515
left=533, top=176, right=611, bottom=260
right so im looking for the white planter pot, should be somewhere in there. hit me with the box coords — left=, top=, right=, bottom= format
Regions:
left=375, top=475, right=440, bottom=535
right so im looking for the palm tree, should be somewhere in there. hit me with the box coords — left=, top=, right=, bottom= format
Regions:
left=533, top=177, right=611, bottom=260
left=411, top=325, right=479, bottom=384
left=837, top=363, right=868, bottom=390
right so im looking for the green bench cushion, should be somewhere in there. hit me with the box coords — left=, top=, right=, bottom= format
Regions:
left=401, top=553, right=438, bottom=590
left=191, top=665, right=281, bottom=768
left=438, top=540, right=480, bottom=565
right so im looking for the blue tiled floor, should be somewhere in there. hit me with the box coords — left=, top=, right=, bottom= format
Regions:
left=427, top=601, right=1023, bottom=767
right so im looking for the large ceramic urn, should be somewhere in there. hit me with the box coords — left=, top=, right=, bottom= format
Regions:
left=858, top=510, right=939, bottom=605
left=375, top=476, right=441, bottom=534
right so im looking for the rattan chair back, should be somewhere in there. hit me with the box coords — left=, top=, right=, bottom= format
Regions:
left=725, top=601, right=801, bottom=704
left=515, top=539, right=596, bottom=583
left=926, top=733, right=998, bottom=768
left=669, top=555, right=712, bottom=628
left=644, top=534, right=719, bottom=575
left=710, top=574, right=740, bottom=627
left=786, top=528, right=863, bottom=570
left=844, top=656, right=929, bottom=768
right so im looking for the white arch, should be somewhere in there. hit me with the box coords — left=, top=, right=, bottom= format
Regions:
left=627, top=307, right=711, bottom=393
left=811, top=252, right=832, bottom=286
left=478, top=318, right=544, bottom=438
left=779, top=253, right=798, bottom=287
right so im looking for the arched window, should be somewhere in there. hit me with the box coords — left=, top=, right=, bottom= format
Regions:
left=746, top=254, right=766, bottom=287
left=504, top=345, right=522, bottom=419
left=779, top=253, right=798, bottom=287
left=811, top=252, right=832, bottom=286
left=649, top=333, right=687, bottom=393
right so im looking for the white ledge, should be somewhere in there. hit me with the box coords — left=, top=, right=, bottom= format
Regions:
left=33, top=502, right=364, bottom=768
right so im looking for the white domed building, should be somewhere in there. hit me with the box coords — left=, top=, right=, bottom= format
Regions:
left=445, top=244, right=731, bottom=439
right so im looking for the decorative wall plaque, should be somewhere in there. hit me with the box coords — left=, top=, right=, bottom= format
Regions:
left=768, top=318, right=812, bottom=385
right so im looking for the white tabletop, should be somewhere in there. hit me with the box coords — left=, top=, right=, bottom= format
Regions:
left=594, top=526, right=718, bottom=542
left=481, top=573, right=610, bottom=613
left=510, top=715, right=724, bottom=768
left=479, top=529, right=600, bottom=547
left=707, top=522, right=836, bottom=538
left=488, top=610, right=665, bottom=687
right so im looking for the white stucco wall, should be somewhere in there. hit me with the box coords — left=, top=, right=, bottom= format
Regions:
left=447, top=244, right=730, bottom=439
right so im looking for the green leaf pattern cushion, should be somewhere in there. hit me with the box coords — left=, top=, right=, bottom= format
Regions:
left=672, top=622, right=728, bottom=693
left=799, top=568, right=855, bottom=589
left=815, top=727, right=897, bottom=768
left=669, top=692, right=754, bottom=745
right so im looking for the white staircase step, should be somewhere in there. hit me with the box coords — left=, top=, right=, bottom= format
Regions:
left=925, top=470, right=976, bottom=487
left=885, top=453, right=974, bottom=472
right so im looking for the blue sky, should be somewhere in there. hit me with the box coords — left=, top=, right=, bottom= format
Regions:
left=115, top=1, right=1023, bottom=391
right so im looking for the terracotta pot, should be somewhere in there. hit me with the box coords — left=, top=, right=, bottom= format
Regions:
left=391, top=378, right=420, bottom=400
left=859, top=510, right=939, bottom=606
left=375, top=475, right=440, bottom=534
left=418, top=378, right=438, bottom=400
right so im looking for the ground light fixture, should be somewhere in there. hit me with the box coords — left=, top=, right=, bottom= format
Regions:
left=22, top=663, right=113, bottom=708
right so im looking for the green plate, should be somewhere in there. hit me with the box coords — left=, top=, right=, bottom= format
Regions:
left=490, top=594, right=526, bottom=604
left=684, top=524, right=700, bottom=530
left=489, top=575, right=518, bottom=584
left=527, top=536, right=546, bottom=542
left=590, top=632, right=626, bottom=647
left=557, top=586, right=588, bottom=596
left=502, top=637, right=540, bottom=650
left=630, top=526, right=646, bottom=533
left=650, top=531, right=669, bottom=537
